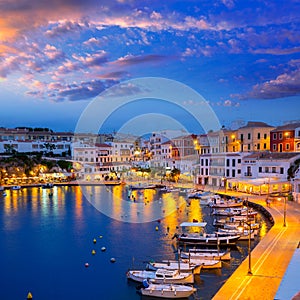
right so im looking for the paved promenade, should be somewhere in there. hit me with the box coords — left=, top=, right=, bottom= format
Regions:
left=212, top=192, right=300, bottom=300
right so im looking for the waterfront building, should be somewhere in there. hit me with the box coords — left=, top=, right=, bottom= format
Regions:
left=270, top=122, right=300, bottom=153
left=226, top=152, right=300, bottom=195
left=234, top=121, right=274, bottom=152
left=197, top=152, right=247, bottom=187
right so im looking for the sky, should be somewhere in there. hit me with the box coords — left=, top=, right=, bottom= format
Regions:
left=0, top=0, right=300, bottom=135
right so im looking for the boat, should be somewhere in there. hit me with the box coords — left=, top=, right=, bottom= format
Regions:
left=213, top=217, right=260, bottom=230
left=180, top=258, right=222, bottom=269
left=128, top=183, right=156, bottom=190
left=11, top=185, right=21, bottom=190
left=42, top=183, right=54, bottom=189
left=146, top=260, right=203, bottom=274
left=209, top=198, right=244, bottom=209
left=217, top=228, right=256, bottom=240
left=139, top=279, right=197, bottom=299
left=126, top=268, right=194, bottom=284
left=180, top=248, right=231, bottom=261
left=212, top=207, right=247, bottom=216
left=159, top=186, right=180, bottom=193
left=172, top=222, right=240, bottom=247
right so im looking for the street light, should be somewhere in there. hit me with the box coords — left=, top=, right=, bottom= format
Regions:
left=246, top=197, right=252, bottom=275
left=283, top=195, right=287, bottom=227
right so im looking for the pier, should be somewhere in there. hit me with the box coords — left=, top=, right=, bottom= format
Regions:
left=212, top=193, right=300, bottom=300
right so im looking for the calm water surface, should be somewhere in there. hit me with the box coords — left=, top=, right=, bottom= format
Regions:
left=0, top=185, right=271, bottom=300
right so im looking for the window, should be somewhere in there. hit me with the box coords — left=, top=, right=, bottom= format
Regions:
left=257, top=133, right=261, bottom=139
left=237, top=169, right=241, bottom=174
left=247, top=144, right=251, bottom=150
left=226, top=169, right=230, bottom=177
left=226, top=159, right=230, bottom=167
left=273, top=144, right=277, bottom=151
left=279, top=133, right=283, bottom=140
left=257, top=144, right=260, bottom=150
left=264, top=133, right=267, bottom=139
left=263, top=143, right=267, bottom=149
left=248, top=133, right=251, bottom=140
left=240, top=134, right=244, bottom=142
left=273, top=133, right=277, bottom=139
left=232, top=169, right=236, bottom=177
left=238, top=159, right=241, bottom=163
left=259, top=167, right=262, bottom=173
left=280, top=167, right=284, bottom=174
left=232, top=159, right=236, bottom=167
left=265, top=167, right=269, bottom=173
left=272, top=167, right=276, bottom=173
left=286, top=143, right=290, bottom=150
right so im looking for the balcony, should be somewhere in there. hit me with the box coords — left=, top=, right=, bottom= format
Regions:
left=244, top=172, right=252, bottom=177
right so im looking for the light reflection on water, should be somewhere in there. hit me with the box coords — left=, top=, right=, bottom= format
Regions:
left=0, top=185, right=272, bottom=300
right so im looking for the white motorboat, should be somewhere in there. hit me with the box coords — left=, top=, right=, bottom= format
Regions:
left=217, top=228, right=256, bottom=240
left=181, top=248, right=231, bottom=261
left=126, top=268, right=194, bottom=284
left=179, top=258, right=222, bottom=269
left=146, top=260, right=203, bottom=274
left=209, top=198, right=244, bottom=209
left=42, top=183, right=54, bottom=189
left=172, top=222, right=240, bottom=246
left=212, top=207, right=247, bottom=216
left=139, top=280, right=197, bottom=298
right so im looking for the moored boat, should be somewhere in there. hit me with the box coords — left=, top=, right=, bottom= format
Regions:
left=139, top=280, right=197, bottom=298
left=180, top=248, right=231, bottom=261
left=126, top=268, right=194, bottom=284
left=146, top=260, right=203, bottom=275
left=42, top=183, right=54, bottom=189
left=172, top=222, right=240, bottom=247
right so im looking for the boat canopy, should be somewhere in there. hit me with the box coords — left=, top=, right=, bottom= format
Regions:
left=180, top=222, right=207, bottom=227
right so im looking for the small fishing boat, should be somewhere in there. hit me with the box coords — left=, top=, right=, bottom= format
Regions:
left=172, top=222, right=240, bottom=247
left=209, top=198, right=244, bottom=209
left=212, top=207, right=247, bottom=216
left=139, top=279, right=197, bottom=298
left=146, top=260, right=203, bottom=274
left=161, top=258, right=222, bottom=270
left=180, top=248, right=231, bottom=261
left=42, top=183, right=54, bottom=189
left=126, top=268, right=194, bottom=284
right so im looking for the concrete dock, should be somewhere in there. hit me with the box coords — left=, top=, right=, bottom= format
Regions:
left=212, top=194, right=300, bottom=300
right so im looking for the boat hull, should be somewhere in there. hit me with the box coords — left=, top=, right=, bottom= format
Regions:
left=127, top=270, right=194, bottom=284
left=146, top=261, right=203, bottom=275
left=181, top=250, right=231, bottom=261
left=176, top=234, right=240, bottom=246
left=141, top=284, right=196, bottom=298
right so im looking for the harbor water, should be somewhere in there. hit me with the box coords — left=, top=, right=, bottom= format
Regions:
left=0, top=185, right=271, bottom=300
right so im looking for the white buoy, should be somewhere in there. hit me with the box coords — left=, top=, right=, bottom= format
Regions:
left=101, top=247, right=106, bottom=252
left=85, top=263, right=89, bottom=268
left=110, top=257, right=116, bottom=263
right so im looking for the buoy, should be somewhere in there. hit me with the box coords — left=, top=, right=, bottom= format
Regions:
left=92, top=250, right=96, bottom=255
left=27, top=292, right=33, bottom=299
left=110, top=257, right=116, bottom=263
left=85, top=263, right=89, bottom=268
left=101, top=247, right=106, bottom=252
left=155, top=226, right=159, bottom=231
left=93, top=238, right=97, bottom=244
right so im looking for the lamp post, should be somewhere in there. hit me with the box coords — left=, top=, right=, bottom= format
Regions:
left=283, top=195, right=287, bottom=227
left=246, top=198, right=252, bottom=275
